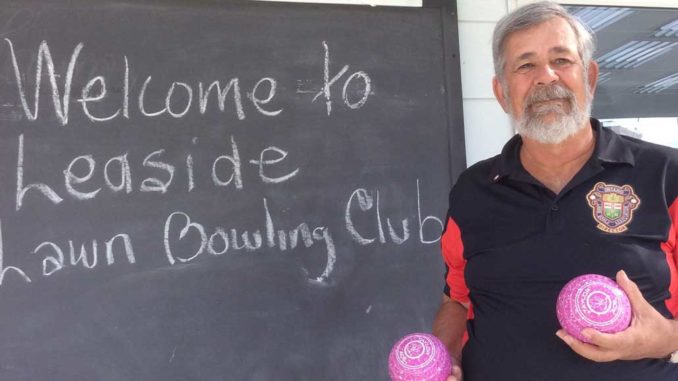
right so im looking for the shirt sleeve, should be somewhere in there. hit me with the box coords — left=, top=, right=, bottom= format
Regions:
left=441, top=216, right=470, bottom=305
left=664, top=197, right=678, bottom=318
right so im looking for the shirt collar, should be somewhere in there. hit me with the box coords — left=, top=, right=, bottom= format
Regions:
left=593, top=118, right=635, bottom=166
left=489, top=118, right=635, bottom=183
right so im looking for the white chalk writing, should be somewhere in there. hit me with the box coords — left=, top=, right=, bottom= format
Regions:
left=0, top=36, right=444, bottom=293
left=0, top=218, right=31, bottom=286
left=345, top=179, right=442, bottom=246
left=14, top=134, right=300, bottom=210
left=34, top=233, right=135, bottom=277
left=313, top=41, right=372, bottom=115
left=163, top=198, right=336, bottom=283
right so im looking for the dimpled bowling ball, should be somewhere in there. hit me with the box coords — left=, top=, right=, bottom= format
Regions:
left=388, top=333, right=452, bottom=381
left=556, top=274, right=632, bottom=343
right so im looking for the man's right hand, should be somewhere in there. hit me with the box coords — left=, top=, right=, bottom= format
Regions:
left=447, top=364, right=462, bottom=381
left=433, top=295, right=467, bottom=381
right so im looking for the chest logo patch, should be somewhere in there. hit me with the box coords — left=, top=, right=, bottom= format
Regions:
left=586, top=182, right=640, bottom=233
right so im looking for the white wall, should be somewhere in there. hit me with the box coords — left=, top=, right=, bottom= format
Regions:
left=457, top=0, right=513, bottom=167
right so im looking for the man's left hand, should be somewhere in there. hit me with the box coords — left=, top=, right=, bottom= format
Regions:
left=556, top=270, right=678, bottom=362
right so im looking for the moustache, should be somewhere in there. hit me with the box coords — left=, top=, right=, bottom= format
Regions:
left=524, top=85, right=575, bottom=112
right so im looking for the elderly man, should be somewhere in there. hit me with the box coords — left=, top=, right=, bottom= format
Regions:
left=433, top=2, right=678, bottom=380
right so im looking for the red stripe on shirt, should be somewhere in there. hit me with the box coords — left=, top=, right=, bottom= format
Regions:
left=442, top=217, right=470, bottom=305
left=662, top=197, right=678, bottom=317
left=441, top=217, right=473, bottom=344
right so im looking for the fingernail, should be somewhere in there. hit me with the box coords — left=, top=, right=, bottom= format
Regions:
left=557, top=332, right=573, bottom=345
left=619, top=269, right=628, bottom=280
left=556, top=331, right=569, bottom=343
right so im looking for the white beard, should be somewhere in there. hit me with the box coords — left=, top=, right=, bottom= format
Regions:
left=509, top=83, right=591, bottom=144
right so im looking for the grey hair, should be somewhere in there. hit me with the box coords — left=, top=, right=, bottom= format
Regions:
left=492, top=1, right=595, bottom=80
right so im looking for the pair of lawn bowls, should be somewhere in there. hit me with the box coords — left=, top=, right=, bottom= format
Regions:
left=388, top=274, right=632, bottom=381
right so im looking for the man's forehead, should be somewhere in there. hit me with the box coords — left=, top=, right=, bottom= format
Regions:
left=504, top=18, right=579, bottom=59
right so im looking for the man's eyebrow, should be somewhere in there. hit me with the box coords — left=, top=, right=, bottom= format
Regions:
left=516, top=52, right=535, bottom=61
left=550, top=46, right=575, bottom=54
left=514, top=46, right=575, bottom=61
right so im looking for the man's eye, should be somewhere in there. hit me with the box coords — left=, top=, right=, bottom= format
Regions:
left=517, top=63, right=534, bottom=71
left=555, top=58, right=571, bottom=65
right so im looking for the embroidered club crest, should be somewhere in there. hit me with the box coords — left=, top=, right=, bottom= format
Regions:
left=586, top=182, right=640, bottom=233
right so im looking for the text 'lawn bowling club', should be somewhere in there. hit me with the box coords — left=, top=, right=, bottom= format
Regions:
left=388, top=333, right=452, bottom=381
left=556, top=274, right=632, bottom=343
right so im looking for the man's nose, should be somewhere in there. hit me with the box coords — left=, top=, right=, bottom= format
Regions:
left=535, top=64, right=559, bottom=86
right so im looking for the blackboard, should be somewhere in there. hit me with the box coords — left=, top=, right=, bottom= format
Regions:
left=0, top=1, right=465, bottom=380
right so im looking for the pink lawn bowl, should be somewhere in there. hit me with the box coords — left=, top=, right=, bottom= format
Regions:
left=556, top=274, right=632, bottom=343
left=388, top=333, right=452, bottom=381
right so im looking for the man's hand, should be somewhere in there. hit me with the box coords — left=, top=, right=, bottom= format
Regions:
left=446, top=364, right=463, bottom=381
left=556, top=270, right=678, bottom=362
left=433, top=295, right=468, bottom=381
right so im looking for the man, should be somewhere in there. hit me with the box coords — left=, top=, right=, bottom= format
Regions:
left=432, top=2, right=678, bottom=380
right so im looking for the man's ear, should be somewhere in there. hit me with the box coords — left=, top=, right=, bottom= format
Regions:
left=587, top=60, right=599, bottom=95
left=492, top=76, right=509, bottom=113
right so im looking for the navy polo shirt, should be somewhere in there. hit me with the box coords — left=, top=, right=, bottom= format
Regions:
left=441, top=119, right=678, bottom=381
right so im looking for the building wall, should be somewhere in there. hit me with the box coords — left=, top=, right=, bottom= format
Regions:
left=457, top=0, right=512, bottom=167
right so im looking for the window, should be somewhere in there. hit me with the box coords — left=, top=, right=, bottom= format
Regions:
left=565, top=5, right=678, bottom=148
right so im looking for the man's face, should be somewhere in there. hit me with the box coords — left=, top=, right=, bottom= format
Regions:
left=492, top=17, right=598, bottom=144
